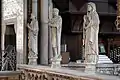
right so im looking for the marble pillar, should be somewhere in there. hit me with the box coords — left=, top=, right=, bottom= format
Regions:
left=48, top=0, right=53, bottom=64
left=23, top=0, right=27, bottom=64
left=32, top=0, right=38, bottom=17
left=40, top=0, right=49, bottom=65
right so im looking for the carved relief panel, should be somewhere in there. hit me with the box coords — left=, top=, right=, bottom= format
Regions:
left=2, top=0, right=24, bottom=64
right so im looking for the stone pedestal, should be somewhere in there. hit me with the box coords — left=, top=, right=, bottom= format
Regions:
left=84, top=54, right=98, bottom=73
left=85, top=63, right=96, bottom=74
left=28, top=57, right=37, bottom=65
left=51, top=58, right=61, bottom=68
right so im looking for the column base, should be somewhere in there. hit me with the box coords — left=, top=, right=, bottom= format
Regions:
left=28, top=57, right=38, bottom=65
left=85, top=63, right=96, bottom=74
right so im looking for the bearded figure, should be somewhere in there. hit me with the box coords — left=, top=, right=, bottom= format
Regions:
left=49, top=8, right=62, bottom=68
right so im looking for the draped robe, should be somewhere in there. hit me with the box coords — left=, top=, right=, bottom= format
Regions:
left=84, top=10, right=100, bottom=63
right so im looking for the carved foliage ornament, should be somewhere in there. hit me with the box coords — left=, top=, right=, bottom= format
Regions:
left=115, top=16, right=120, bottom=30
left=3, top=0, right=23, bottom=19
left=115, top=0, right=120, bottom=30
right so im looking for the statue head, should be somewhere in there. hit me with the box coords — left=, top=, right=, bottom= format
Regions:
left=87, top=2, right=96, bottom=13
left=30, top=13, right=36, bottom=20
left=53, top=8, right=59, bottom=17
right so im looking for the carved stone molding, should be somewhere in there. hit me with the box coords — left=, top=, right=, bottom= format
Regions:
left=17, top=64, right=104, bottom=80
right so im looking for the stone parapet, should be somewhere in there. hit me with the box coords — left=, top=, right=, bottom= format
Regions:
left=17, top=64, right=120, bottom=80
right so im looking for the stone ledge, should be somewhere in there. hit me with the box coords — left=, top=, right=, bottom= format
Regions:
left=0, top=71, right=21, bottom=80
left=0, top=71, right=21, bottom=76
left=17, top=64, right=120, bottom=80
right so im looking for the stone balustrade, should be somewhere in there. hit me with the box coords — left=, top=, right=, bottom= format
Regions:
left=17, top=64, right=120, bottom=80
left=96, top=63, right=120, bottom=75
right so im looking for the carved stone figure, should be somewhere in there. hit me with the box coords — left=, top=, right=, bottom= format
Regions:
left=27, top=13, right=39, bottom=65
left=49, top=8, right=62, bottom=68
left=83, top=2, right=100, bottom=64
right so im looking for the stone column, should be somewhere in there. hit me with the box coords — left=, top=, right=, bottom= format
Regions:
left=32, top=0, right=38, bottom=17
left=40, top=0, right=49, bottom=64
left=48, top=0, right=53, bottom=64
left=23, top=0, right=27, bottom=64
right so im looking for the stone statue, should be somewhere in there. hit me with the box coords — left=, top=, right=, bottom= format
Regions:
left=83, top=2, right=100, bottom=64
left=49, top=8, right=62, bottom=68
left=27, top=13, right=39, bottom=65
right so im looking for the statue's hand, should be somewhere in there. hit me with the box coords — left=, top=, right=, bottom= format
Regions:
left=33, top=30, right=38, bottom=36
left=89, top=41, right=93, bottom=45
left=84, top=15, right=87, bottom=22
left=27, top=24, right=29, bottom=27
left=84, top=27, right=86, bottom=30
left=84, top=26, right=88, bottom=30
left=48, top=20, right=52, bottom=26
left=27, top=23, right=33, bottom=31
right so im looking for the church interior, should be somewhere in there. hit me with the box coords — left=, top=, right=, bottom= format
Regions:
left=0, top=0, right=120, bottom=80
left=54, top=0, right=120, bottom=63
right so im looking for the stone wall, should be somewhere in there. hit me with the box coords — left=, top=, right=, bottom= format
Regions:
left=2, top=0, right=24, bottom=64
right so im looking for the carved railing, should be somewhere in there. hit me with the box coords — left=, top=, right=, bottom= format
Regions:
left=1, top=45, right=16, bottom=71
left=17, top=64, right=120, bottom=80
left=96, top=63, right=120, bottom=76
